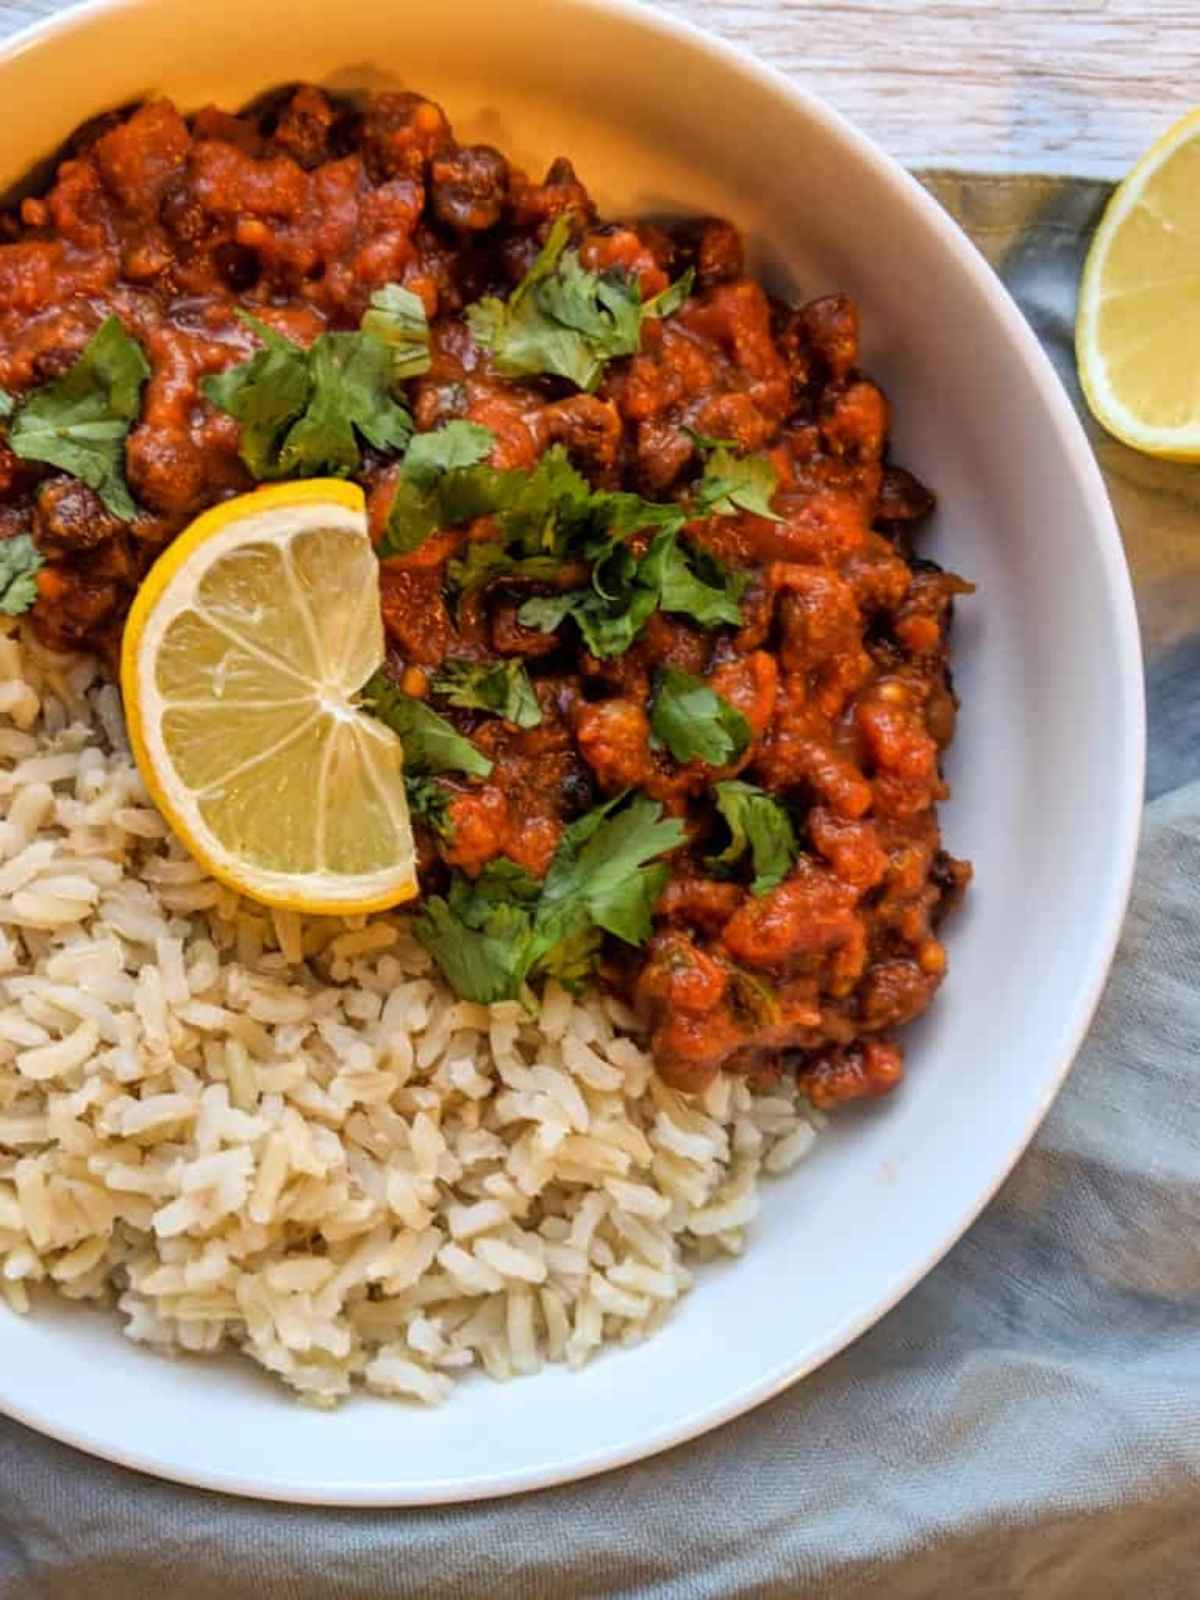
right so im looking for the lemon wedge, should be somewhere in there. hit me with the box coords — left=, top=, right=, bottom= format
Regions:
left=120, top=480, right=418, bottom=914
left=1077, top=108, right=1200, bottom=459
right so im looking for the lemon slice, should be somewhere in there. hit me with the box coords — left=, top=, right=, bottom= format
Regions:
left=120, top=480, right=418, bottom=914
left=1077, top=108, right=1200, bottom=459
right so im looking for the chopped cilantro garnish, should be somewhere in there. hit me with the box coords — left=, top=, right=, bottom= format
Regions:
left=201, top=317, right=310, bottom=479
left=379, top=428, right=749, bottom=659
left=360, top=283, right=431, bottom=380
left=278, top=332, right=413, bottom=470
left=0, top=534, right=44, bottom=616
left=416, top=884, right=535, bottom=1006
left=683, top=427, right=736, bottom=451
left=532, top=793, right=684, bottom=952
left=7, top=316, right=149, bottom=519
left=459, top=858, right=544, bottom=912
left=637, top=527, right=746, bottom=628
left=490, top=444, right=593, bottom=552
left=517, top=527, right=744, bottom=659
left=650, top=668, right=752, bottom=767
left=449, top=540, right=563, bottom=600
left=388, top=429, right=683, bottom=596
left=466, top=215, right=693, bottom=393
left=414, top=793, right=685, bottom=1004
left=590, top=491, right=686, bottom=544
left=377, top=420, right=501, bottom=558
left=404, top=419, right=496, bottom=483
left=433, top=658, right=542, bottom=729
left=404, top=774, right=454, bottom=836
left=360, top=671, right=492, bottom=779
left=691, top=436, right=782, bottom=522
left=518, top=542, right=657, bottom=659
left=202, top=314, right=412, bottom=481
left=643, top=272, right=695, bottom=320
left=707, top=780, right=797, bottom=894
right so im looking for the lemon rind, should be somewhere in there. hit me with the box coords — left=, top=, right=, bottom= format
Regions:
left=120, top=481, right=419, bottom=916
left=1077, top=105, right=1200, bottom=461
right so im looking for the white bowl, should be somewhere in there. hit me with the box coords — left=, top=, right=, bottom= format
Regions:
left=0, top=0, right=1143, bottom=1505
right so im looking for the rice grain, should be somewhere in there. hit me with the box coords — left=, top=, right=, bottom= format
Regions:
left=0, top=620, right=818, bottom=1405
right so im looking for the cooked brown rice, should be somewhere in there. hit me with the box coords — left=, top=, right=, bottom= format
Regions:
left=0, top=619, right=819, bottom=1405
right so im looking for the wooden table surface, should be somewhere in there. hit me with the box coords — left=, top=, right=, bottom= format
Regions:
left=654, top=0, right=1197, bottom=177
left=0, top=0, right=1195, bottom=177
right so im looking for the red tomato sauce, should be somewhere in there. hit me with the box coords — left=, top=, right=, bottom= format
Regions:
left=0, top=87, right=972, bottom=1103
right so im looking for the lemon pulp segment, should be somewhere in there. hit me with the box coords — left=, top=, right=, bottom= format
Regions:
left=120, top=482, right=418, bottom=914
left=1078, top=107, right=1200, bottom=459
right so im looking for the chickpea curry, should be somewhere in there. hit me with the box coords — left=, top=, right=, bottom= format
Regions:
left=0, top=87, right=972, bottom=1107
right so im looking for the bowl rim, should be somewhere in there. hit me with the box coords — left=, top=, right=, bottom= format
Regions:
left=0, top=0, right=1145, bottom=1505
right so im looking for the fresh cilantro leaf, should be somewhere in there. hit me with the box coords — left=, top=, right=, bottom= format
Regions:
left=414, top=860, right=542, bottom=1005
left=651, top=668, right=752, bottom=766
left=532, top=793, right=685, bottom=952
left=380, top=430, right=696, bottom=653
left=414, top=795, right=684, bottom=1004
left=465, top=216, right=588, bottom=381
left=579, top=588, right=662, bottom=656
left=7, top=316, right=149, bottom=518
left=690, top=542, right=752, bottom=603
left=579, top=544, right=662, bottom=656
left=414, top=895, right=533, bottom=1006
left=447, top=549, right=572, bottom=626
left=517, top=526, right=741, bottom=658
left=466, top=214, right=692, bottom=393
left=643, top=268, right=695, bottom=320
left=598, top=855, right=672, bottom=948
left=404, top=774, right=453, bottom=835
left=682, top=425, right=736, bottom=452
left=202, top=314, right=412, bottom=481
left=464, top=448, right=681, bottom=587
left=535, top=921, right=603, bottom=995
left=377, top=421, right=502, bottom=558
left=361, top=670, right=492, bottom=779
left=637, top=529, right=744, bottom=628
left=201, top=317, right=311, bottom=479
left=707, top=780, right=798, bottom=894
left=417, top=442, right=591, bottom=576
left=518, top=543, right=659, bottom=660
left=535, top=251, right=642, bottom=389
left=277, top=331, right=412, bottom=474
left=516, top=593, right=576, bottom=635
left=389, top=432, right=685, bottom=583
left=694, top=442, right=782, bottom=521
left=501, top=214, right=572, bottom=300
left=388, top=439, right=593, bottom=568
left=447, top=541, right=562, bottom=599
left=433, top=658, right=542, bottom=729
left=360, top=283, right=431, bottom=379
left=457, top=858, right=543, bottom=914
left=0, top=390, right=15, bottom=422
left=494, top=444, right=591, bottom=553
left=404, top=419, right=496, bottom=484
left=587, top=491, right=685, bottom=546
left=0, top=534, right=44, bottom=616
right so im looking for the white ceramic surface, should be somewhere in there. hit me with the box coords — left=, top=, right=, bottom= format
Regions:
left=0, top=0, right=1143, bottom=1505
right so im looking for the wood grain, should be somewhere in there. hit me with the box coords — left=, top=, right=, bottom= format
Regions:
left=1, top=0, right=1196, bottom=176
left=652, top=0, right=1200, bottom=176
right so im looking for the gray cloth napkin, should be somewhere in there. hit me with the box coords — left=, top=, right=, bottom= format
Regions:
left=2, top=176, right=1199, bottom=1600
